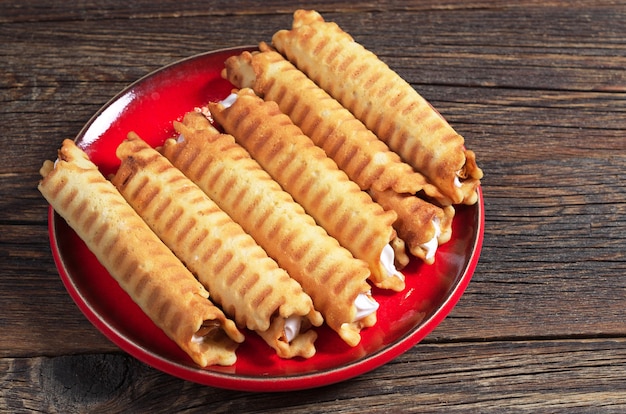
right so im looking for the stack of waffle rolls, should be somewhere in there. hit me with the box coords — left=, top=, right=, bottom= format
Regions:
left=221, top=45, right=455, bottom=263
left=271, top=9, right=483, bottom=206
left=111, top=134, right=323, bottom=359
left=38, top=139, right=244, bottom=367
left=164, top=112, right=378, bottom=347
left=209, top=89, right=404, bottom=291
left=222, top=44, right=442, bottom=199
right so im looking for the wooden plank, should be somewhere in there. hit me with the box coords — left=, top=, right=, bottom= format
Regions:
left=2, top=339, right=625, bottom=412
left=0, top=226, right=117, bottom=357
left=4, top=7, right=624, bottom=131
left=1, top=0, right=622, bottom=23
left=2, top=5, right=625, bottom=98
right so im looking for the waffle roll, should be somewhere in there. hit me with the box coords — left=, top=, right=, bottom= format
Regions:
left=209, top=89, right=404, bottom=292
left=221, top=44, right=445, bottom=202
left=272, top=9, right=483, bottom=206
left=369, top=189, right=455, bottom=265
left=111, top=133, right=322, bottom=359
left=162, top=111, right=378, bottom=347
left=38, top=139, right=244, bottom=367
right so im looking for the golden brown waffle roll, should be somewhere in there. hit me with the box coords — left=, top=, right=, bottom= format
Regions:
left=390, top=237, right=410, bottom=270
left=38, top=139, right=244, bottom=367
left=272, top=10, right=483, bottom=205
left=162, top=111, right=378, bottom=347
left=111, top=133, right=322, bottom=359
left=222, top=45, right=446, bottom=203
left=209, top=89, right=404, bottom=292
left=369, top=189, right=455, bottom=265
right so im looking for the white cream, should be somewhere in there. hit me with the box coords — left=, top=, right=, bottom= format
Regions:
left=380, top=243, right=404, bottom=281
left=176, top=134, right=185, bottom=143
left=454, top=176, right=462, bottom=188
left=353, top=292, right=379, bottom=321
left=191, top=333, right=205, bottom=344
left=283, top=315, right=302, bottom=343
left=220, top=93, right=239, bottom=109
left=420, top=217, right=441, bottom=261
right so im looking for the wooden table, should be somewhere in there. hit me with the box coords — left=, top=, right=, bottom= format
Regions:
left=3, top=0, right=625, bottom=411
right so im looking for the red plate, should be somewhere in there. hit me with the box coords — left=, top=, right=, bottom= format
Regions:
left=49, top=46, right=484, bottom=392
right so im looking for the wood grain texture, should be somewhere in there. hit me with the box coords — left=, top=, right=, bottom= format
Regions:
left=2, top=0, right=625, bottom=411
left=2, top=340, right=626, bottom=413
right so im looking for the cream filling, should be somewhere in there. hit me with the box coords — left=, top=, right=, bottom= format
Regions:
left=354, top=292, right=379, bottom=322
left=283, top=315, right=302, bottom=343
left=220, top=93, right=239, bottom=109
left=420, top=217, right=441, bottom=261
left=380, top=243, right=405, bottom=281
left=454, top=176, right=462, bottom=188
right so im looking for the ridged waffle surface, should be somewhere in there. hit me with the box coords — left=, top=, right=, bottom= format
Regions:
left=111, top=134, right=322, bottom=359
left=209, top=90, right=402, bottom=291
left=272, top=10, right=483, bottom=205
left=38, top=139, right=243, bottom=367
left=369, top=188, right=454, bottom=264
left=222, top=46, right=444, bottom=202
left=162, top=112, right=376, bottom=346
